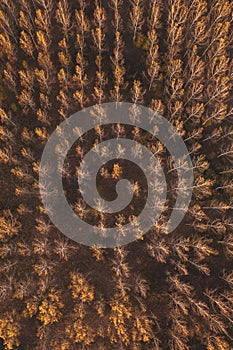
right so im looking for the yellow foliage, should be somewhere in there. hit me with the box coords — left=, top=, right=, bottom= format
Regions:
left=61, top=341, right=70, bottom=350
left=0, top=33, right=14, bottom=57
left=132, top=316, right=153, bottom=343
left=0, top=311, right=20, bottom=350
left=95, top=299, right=105, bottom=317
left=0, top=210, right=21, bottom=241
left=23, top=298, right=38, bottom=318
left=21, top=127, right=34, bottom=142
left=11, top=167, right=24, bottom=179
left=69, top=272, right=94, bottom=303
left=109, top=296, right=132, bottom=345
left=35, top=127, right=48, bottom=140
left=66, top=319, right=94, bottom=345
left=0, top=147, right=12, bottom=164
left=90, top=246, right=104, bottom=261
left=20, top=31, right=34, bottom=57
left=207, top=337, right=230, bottom=350
left=37, top=289, right=64, bottom=326
left=112, top=163, right=123, bottom=179
left=58, top=51, right=70, bottom=67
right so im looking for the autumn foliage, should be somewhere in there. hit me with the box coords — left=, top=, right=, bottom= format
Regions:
left=0, top=0, right=233, bottom=349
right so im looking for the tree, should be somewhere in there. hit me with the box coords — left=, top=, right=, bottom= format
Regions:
left=130, top=0, right=144, bottom=42
left=56, top=0, right=72, bottom=40
left=92, top=1, right=107, bottom=104
left=19, top=7, right=37, bottom=49
left=147, top=236, right=170, bottom=263
left=0, top=210, right=21, bottom=241
left=0, top=33, right=15, bottom=61
left=3, top=63, right=17, bottom=93
left=19, top=30, right=34, bottom=57
left=146, top=0, right=162, bottom=90
left=112, top=163, right=123, bottom=179
left=0, top=8, right=17, bottom=43
left=110, top=0, right=126, bottom=102
left=0, top=0, right=232, bottom=348
left=0, top=310, right=21, bottom=350
left=35, top=7, right=52, bottom=40
left=37, top=289, right=64, bottom=326
left=218, top=234, right=233, bottom=258
left=73, top=1, right=89, bottom=108
left=130, top=80, right=145, bottom=121
left=134, top=275, right=149, bottom=299
left=69, top=272, right=94, bottom=303
left=109, top=294, right=132, bottom=346
left=13, top=276, right=32, bottom=300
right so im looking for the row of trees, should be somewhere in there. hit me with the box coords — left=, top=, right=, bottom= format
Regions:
left=0, top=0, right=232, bottom=349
